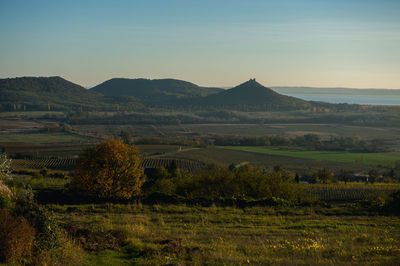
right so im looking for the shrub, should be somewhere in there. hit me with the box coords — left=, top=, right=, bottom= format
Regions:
left=32, top=234, right=86, bottom=266
left=386, top=191, right=400, bottom=215
left=365, top=192, right=391, bottom=208
left=68, top=138, right=146, bottom=199
left=13, top=196, right=61, bottom=252
left=0, top=209, right=36, bottom=264
left=314, top=168, right=336, bottom=184
left=157, top=164, right=305, bottom=203
left=0, top=192, right=12, bottom=209
left=150, top=178, right=177, bottom=195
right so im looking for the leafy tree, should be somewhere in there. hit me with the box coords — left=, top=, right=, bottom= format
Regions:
left=338, top=170, right=352, bottom=184
left=315, top=168, right=335, bottom=184
left=294, top=173, right=300, bottom=183
left=69, top=138, right=145, bottom=199
left=119, top=130, right=133, bottom=145
left=368, top=169, right=379, bottom=184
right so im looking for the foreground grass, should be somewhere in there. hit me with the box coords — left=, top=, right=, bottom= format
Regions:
left=220, top=146, right=400, bottom=167
left=48, top=204, right=400, bottom=265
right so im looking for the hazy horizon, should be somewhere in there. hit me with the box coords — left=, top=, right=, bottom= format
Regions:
left=1, top=0, right=399, bottom=89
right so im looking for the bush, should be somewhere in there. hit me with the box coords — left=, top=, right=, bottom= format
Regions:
left=13, top=196, right=61, bottom=252
left=150, top=164, right=308, bottom=204
left=0, top=192, right=12, bottom=209
left=0, top=209, right=36, bottom=264
left=68, top=138, right=146, bottom=200
left=365, top=192, right=391, bottom=208
left=386, top=191, right=400, bottom=215
left=31, top=234, right=86, bottom=266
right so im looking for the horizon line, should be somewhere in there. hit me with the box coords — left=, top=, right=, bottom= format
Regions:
left=1, top=75, right=399, bottom=90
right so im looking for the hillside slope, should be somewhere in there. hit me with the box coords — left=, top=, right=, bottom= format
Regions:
left=91, top=78, right=222, bottom=102
left=198, top=79, right=310, bottom=110
left=0, top=76, right=144, bottom=111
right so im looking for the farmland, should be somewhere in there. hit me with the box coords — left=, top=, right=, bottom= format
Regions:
left=12, top=157, right=79, bottom=171
left=1, top=118, right=400, bottom=265
left=72, top=122, right=400, bottom=143
left=11, top=156, right=207, bottom=174
left=220, top=146, right=400, bottom=167
left=0, top=132, right=94, bottom=145
left=300, top=183, right=400, bottom=202
left=166, top=146, right=377, bottom=173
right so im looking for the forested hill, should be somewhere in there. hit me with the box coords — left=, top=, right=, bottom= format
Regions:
left=0, top=76, right=144, bottom=111
left=0, top=76, right=101, bottom=111
left=91, top=78, right=223, bottom=103
left=194, top=79, right=311, bottom=110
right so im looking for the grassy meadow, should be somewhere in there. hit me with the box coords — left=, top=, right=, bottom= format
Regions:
left=47, top=203, right=400, bottom=265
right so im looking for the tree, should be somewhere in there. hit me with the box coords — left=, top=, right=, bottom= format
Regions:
left=294, top=173, right=300, bottom=183
left=119, top=130, right=133, bottom=145
left=368, top=169, right=379, bottom=184
left=338, top=170, right=352, bottom=184
left=69, top=138, right=145, bottom=199
left=316, top=168, right=334, bottom=184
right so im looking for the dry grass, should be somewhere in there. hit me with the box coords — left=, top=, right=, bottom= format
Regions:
left=48, top=203, right=400, bottom=265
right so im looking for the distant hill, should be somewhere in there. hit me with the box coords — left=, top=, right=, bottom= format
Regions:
left=197, top=79, right=310, bottom=110
left=0, top=76, right=99, bottom=111
left=91, top=78, right=223, bottom=103
left=2, top=77, right=372, bottom=113
left=0, top=76, right=143, bottom=111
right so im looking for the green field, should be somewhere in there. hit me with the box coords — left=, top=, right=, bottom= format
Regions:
left=220, top=146, right=400, bottom=167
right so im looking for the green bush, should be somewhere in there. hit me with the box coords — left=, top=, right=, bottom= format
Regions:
left=148, top=164, right=313, bottom=204
left=0, top=193, right=12, bottom=209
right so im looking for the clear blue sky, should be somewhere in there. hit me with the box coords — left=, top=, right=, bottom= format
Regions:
left=0, top=0, right=399, bottom=88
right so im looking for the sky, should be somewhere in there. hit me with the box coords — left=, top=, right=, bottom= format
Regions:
left=0, top=0, right=399, bottom=89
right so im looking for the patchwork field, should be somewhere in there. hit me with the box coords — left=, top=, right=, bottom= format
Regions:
left=71, top=123, right=400, bottom=143
left=167, top=147, right=376, bottom=173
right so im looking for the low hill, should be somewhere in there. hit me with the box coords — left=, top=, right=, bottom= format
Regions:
left=0, top=76, right=144, bottom=111
left=91, top=78, right=222, bottom=102
left=198, top=79, right=311, bottom=110
left=0, top=76, right=102, bottom=111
